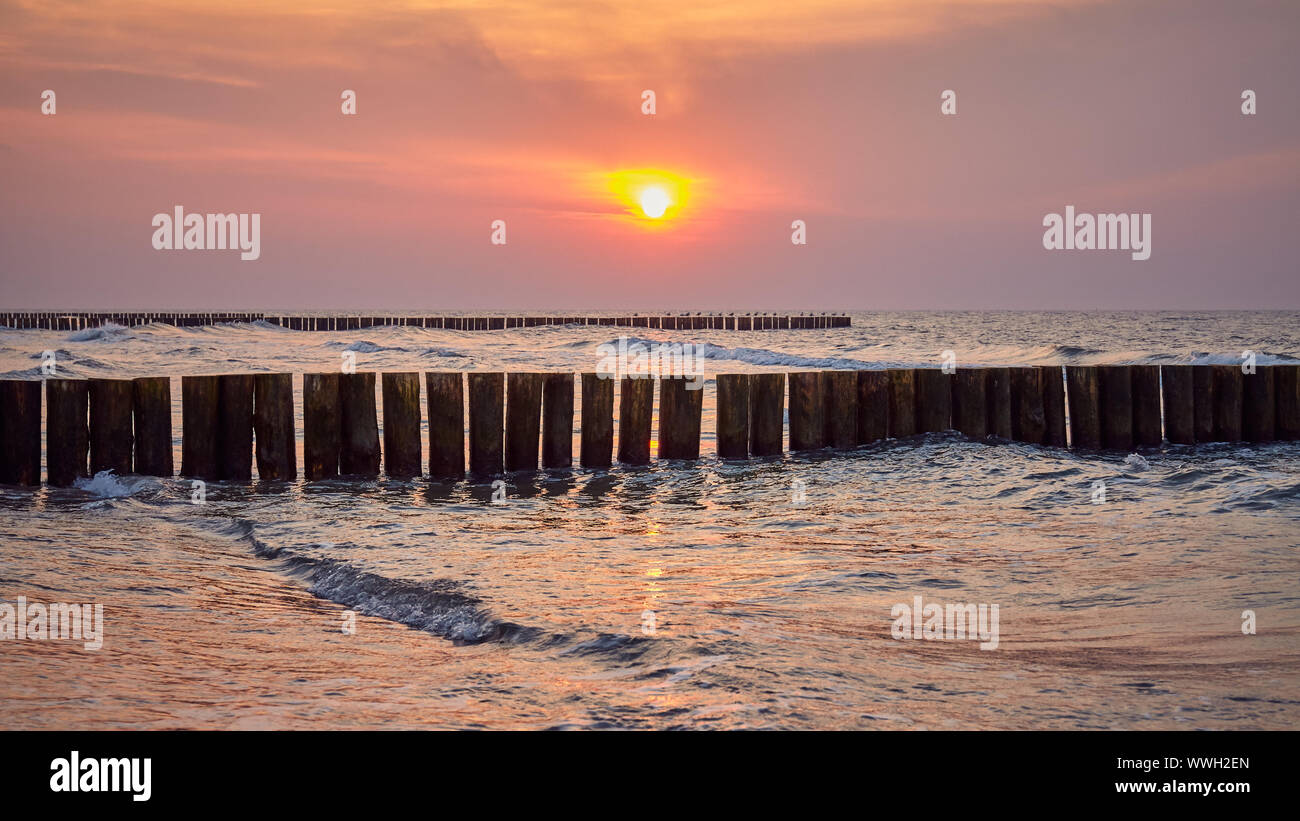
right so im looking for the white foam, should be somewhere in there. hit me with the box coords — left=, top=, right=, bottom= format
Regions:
left=73, top=470, right=154, bottom=498
left=1123, top=453, right=1150, bottom=471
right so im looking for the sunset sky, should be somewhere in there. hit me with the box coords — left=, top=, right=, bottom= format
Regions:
left=0, top=0, right=1296, bottom=310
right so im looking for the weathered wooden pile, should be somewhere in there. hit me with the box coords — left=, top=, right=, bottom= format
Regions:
left=0, top=364, right=1295, bottom=486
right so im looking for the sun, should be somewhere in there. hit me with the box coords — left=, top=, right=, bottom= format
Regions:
left=604, top=169, right=693, bottom=226
left=640, top=187, right=670, bottom=218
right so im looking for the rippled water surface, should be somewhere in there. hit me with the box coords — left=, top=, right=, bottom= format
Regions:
left=1, top=311, right=1298, bottom=729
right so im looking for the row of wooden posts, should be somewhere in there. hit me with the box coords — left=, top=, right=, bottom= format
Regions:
left=0, top=364, right=1296, bottom=487
left=0, top=313, right=852, bottom=331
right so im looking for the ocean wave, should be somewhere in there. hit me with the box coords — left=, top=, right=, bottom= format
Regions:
left=323, top=340, right=406, bottom=353
left=66, top=322, right=132, bottom=342
left=226, top=521, right=536, bottom=645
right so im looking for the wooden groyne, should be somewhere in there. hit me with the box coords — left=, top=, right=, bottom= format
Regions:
left=0, top=312, right=852, bottom=331
left=1, top=364, right=1297, bottom=486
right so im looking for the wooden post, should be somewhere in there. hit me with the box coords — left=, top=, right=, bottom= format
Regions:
left=181, top=376, right=220, bottom=479
left=914, top=369, right=951, bottom=434
left=822, top=370, right=858, bottom=448
left=856, top=371, right=889, bottom=444
left=658, top=377, right=703, bottom=460
left=986, top=367, right=1013, bottom=439
left=1160, top=365, right=1195, bottom=445
left=1243, top=367, right=1276, bottom=443
left=1276, top=365, right=1300, bottom=441
left=132, top=376, right=173, bottom=476
left=218, top=374, right=254, bottom=480
left=45, top=379, right=88, bottom=486
left=1192, top=365, right=1215, bottom=443
left=1009, top=367, right=1046, bottom=444
left=1211, top=365, right=1243, bottom=442
left=952, top=368, right=987, bottom=439
left=303, top=373, right=341, bottom=480
left=0, top=380, right=41, bottom=485
left=748, top=373, right=785, bottom=456
left=1065, top=366, right=1100, bottom=449
left=468, top=372, right=504, bottom=477
left=715, top=374, right=749, bottom=459
left=1131, top=365, right=1162, bottom=447
left=1097, top=365, right=1133, bottom=451
left=542, top=373, right=574, bottom=469
left=579, top=373, right=614, bottom=468
left=788, top=371, right=826, bottom=450
left=887, top=369, right=916, bottom=438
left=617, top=377, right=653, bottom=465
left=382, top=372, right=422, bottom=478
left=1038, top=366, right=1067, bottom=447
left=505, top=372, right=543, bottom=472
left=339, top=372, right=381, bottom=477
left=253, top=373, right=296, bottom=481
left=89, top=378, right=133, bottom=475
left=425, top=372, right=465, bottom=479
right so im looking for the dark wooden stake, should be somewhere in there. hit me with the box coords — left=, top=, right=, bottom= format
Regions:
left=1243, top=366, right=1276, bottom=443
left=426, top=372, right=465, bottom=479
left=1192, top=365, right=1214, bottom=443
left=1211, top=365, right=1243, bottom=442
left=823, top=370, right=859, bottom=448
left=915, top=369, right=951, bottom=434
left=303, top=373, right=341, bottom=480
left=1097, top=365, right=1133, bottom=451
left=617, top=377, right=654, bottom=465
left=953, top=368, right=987, bottom=439
left=1065, top=366, right=1100, bottom=449
left=986, top=367, right=1013, bottom=439
left=1009, top=367, right=1046, bottom=444
left=89, top=378, right=133, bottom=475
left=856, top=371, right=889, bottom=444
left=505, top=372, right=543, bottom=472
left=715, top=374, right=750, bottom=459
left=132, top=376, right=173, bottom=476
left=748, top=373, right=785, bottom=457
left=886, top=369, right=916, bottom=438
left=218, top=374, right=254, bottom=480
left=658, top=377, right=703, bottom=460
left=468, top=372, right=504, bottom=478
left=0, top=380, right=41, bottom=485
left=1039, top=366, right=1067, bottom=447
left=253, top=373, right=296, bottom=481
left=339, top=372, right=381, bottom=477
left=579, top=373, right=613, bottom=468
left=45, top=378, right=88, bottom=486
left=788, top=371, right=826, bottom=450
left=382, top=372, right=422, bottom=478
left=1160, top=365, right=1195, bottom=445
left=542, top=373, right=574, bottom=469
left=1131, top=365, right=1162, bottom=447
left=1276, top=365, right=1300, bottom=441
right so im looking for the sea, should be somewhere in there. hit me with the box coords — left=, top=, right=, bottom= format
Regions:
left=1, top=310, right=1297, bottom=729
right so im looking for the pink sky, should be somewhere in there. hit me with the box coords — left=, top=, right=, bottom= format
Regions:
left=0, top=0, right=1297, bottom=310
